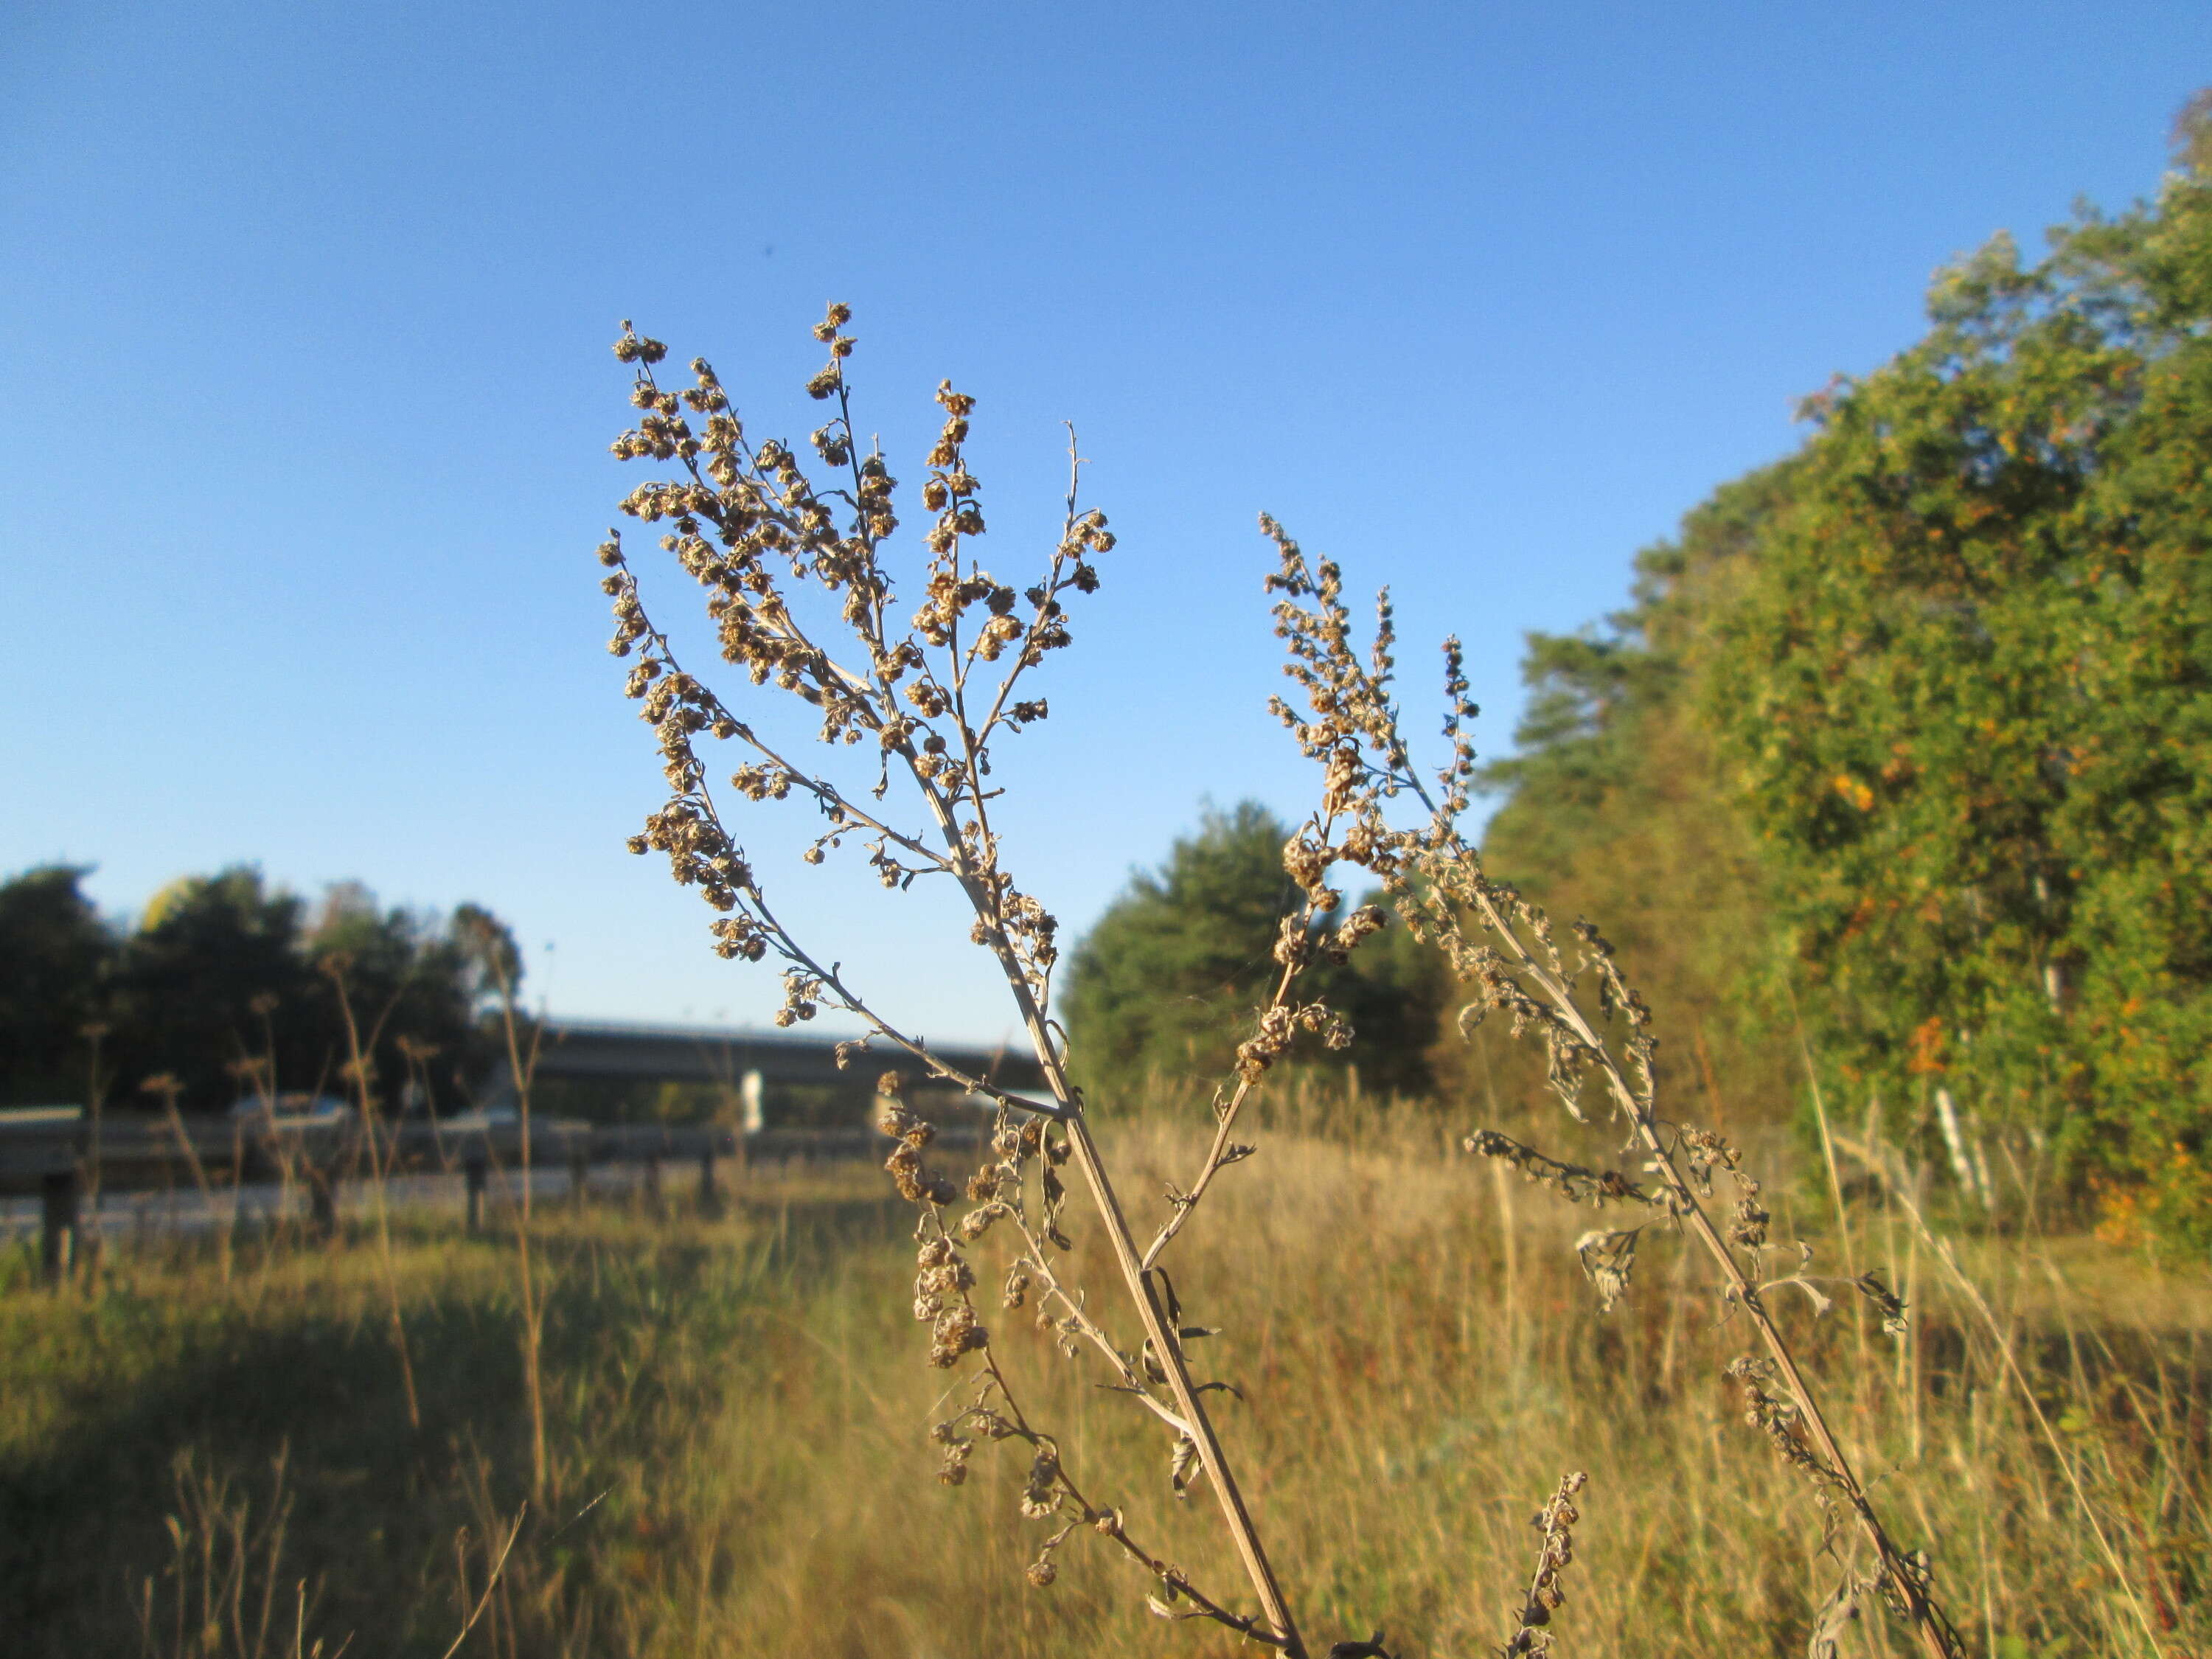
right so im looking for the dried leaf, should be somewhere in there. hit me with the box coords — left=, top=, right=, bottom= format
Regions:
left=1764, top=1274, right=1835, bottom=1317
left=1807, top=1576, right=1865, bottom=1659
left=1572, top=1227, right=1641, bottom=1312
left=1169, top=1433, right=1200, bottom=1497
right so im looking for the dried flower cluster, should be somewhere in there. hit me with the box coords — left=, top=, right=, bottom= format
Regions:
left=1258, top=515, right=1965, bottom=1659
left=595, top=312, right=1411, bottom=1659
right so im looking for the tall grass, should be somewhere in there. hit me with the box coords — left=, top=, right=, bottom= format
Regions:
left=4, top=1112, right=2204, bottom=1656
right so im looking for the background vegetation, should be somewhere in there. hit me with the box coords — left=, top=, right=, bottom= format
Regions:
left=1062, top=801, right=1441, bottom=1104
left=0, top=865, right=516, bottom=1114
left=5, top=1119, right=2203, bottom=1658
left=1058, top=97, right=2212, bottom=1248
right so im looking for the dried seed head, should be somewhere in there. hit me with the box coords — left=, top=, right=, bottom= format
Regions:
left=937, top=1439, right=973, bottom=1486
left=1018, top=1444, right=1061, bottom=1518
left=1501, top=1472, right=1587, bottom=1657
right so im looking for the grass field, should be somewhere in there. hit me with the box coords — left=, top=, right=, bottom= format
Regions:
left=4, top=1110, right=2207, bottom=1658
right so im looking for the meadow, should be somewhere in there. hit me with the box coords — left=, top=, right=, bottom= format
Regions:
left=5, top=1100, right=2205, bottom=1658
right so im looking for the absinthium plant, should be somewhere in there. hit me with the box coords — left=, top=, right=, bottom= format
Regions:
left=1256, top=518, right=1966, bottom=1659
left=594, top=308, right=1403, bottom=1657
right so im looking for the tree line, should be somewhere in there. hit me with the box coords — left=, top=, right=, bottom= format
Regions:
left=0, top=864, right=518, bottom=1117
left=1452, top=98, right=2212, bottom=1243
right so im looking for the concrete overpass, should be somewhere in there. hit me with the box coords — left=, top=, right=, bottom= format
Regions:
left=484, top=1019, right=1050, bottom=1130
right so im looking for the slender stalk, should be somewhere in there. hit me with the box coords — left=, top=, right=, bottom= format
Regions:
left=913, top=783, right=1310, bottom=1657
left=153, top=1085, right=230, bottom=1286
left=1259, top=521, right=1963, bottom=1658
left=597, top=316, right=1321, bottom=1655
left=1455, top=872, right=1958, bottom=1659
left=1140, top=946, right=1307, bottom=1272
left=487, top=955, right=551, bottom=1505
left=439, top=1503, right=526, bottom=1659
left=327, top=964, right=422, bottom=1434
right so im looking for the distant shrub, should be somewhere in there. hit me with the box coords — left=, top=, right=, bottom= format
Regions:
left=1062, top=801, right=1438, bottom=1104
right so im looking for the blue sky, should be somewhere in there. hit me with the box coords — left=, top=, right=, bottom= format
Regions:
left=2, top=1, right=2204, bottom=1041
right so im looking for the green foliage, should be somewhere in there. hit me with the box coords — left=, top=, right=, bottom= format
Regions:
left=1703, top=124, right=2212, bottom=1237
left=0, top=866, right=115, bottom=1106
left=1480, top=97, right=2212, bottom=1239
left=0, top=863, right=516, bottom=1117
left=111, top=866, right=316, bottom=1110
left=1063, top=801, right=1437, bottom=1101
left=1473, top=471, right=1799, bottom=1128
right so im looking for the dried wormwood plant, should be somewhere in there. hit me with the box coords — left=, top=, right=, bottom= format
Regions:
left=1259, top=518, right=1966, bottom=1659
left=594, top=308, right=1396, bottom=1657
left=1503, top=1471, right=1587, bottom=1658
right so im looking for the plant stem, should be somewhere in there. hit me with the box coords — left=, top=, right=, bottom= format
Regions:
left=330, top=969, right=422, bottom=1433
left=492, top=969, right=550, bottom=1505
left=920, top=786, right=1308, bottom=1658
left=1459, top=874, right=1958, bottom=1659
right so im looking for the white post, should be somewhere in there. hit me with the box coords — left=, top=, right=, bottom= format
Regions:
left=740, top=1069, right=765, bottom=1135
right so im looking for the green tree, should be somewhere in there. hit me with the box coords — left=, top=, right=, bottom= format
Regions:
left=1467, top=97, right=2212, bottom=1240
left=1063, top=801, right=1437, bottom=1102
left=110, top=866, right=315, bottom=1110
left=1473, top=469, right=1798, bottom=1128
left=0, top=866, right=118, bottom=1105
left=101, top=869, right=513, bottom=1114
left=1703, top=105, right=2212, bottom=1234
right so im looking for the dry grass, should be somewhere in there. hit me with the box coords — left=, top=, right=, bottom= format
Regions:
left=5, top=1110, right=2205, bottom=1658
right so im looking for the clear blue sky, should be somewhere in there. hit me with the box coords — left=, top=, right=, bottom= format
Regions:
left=3, top=1, right=2204, bottom=1042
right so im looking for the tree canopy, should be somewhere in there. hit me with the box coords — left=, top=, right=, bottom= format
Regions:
left=1475, top=98, right=2212, bottom=1239
left=0, top=864, right=516, bottom=1115
left=1063, top=801, right=1438, bottom=1102
left=1703, top=121, right=2212, bottom=1237
left=0, top=866, right=114, bottom=1106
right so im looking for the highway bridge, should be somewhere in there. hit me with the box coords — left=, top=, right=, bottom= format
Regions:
left=1, top=1023, right=1053, bottom=1280
left=484, top=1019, right=1050, bottom=1130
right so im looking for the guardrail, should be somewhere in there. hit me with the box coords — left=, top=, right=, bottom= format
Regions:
left=1, top=1108, right=960, bottom=1284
